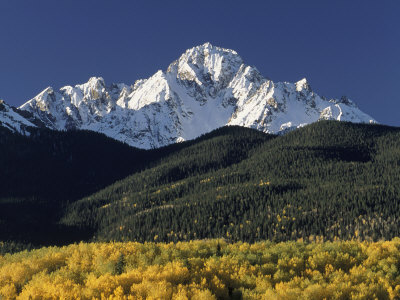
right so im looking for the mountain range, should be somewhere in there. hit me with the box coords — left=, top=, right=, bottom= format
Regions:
left=1, top=43, right=375, bottom=148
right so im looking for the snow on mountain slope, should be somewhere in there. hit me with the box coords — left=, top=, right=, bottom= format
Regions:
left=0, top=99, right=36, bottom=134
left=19, top=43, right=375, bottom=148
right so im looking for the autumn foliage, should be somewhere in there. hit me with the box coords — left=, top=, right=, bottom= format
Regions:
left=1, top=239, right=400, bottom=299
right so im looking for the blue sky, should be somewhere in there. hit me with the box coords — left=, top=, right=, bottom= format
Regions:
left=0, top=0, right=399, bottom=126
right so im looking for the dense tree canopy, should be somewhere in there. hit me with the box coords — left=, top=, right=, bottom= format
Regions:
left=1, top=121, right=400, bottom=249
left=2, top=239, right=400, bottom=299
left=62, top=121, right=400, bottom=244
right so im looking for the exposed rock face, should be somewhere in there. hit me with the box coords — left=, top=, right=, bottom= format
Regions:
left=19, top=43, right=375, bottom=149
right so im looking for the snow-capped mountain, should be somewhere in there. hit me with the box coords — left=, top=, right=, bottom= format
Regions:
left=18, top=43, right=375, bottom=148
left=0, top=99, right=36, bottom=134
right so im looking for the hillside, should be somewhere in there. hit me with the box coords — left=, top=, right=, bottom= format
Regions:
left=1, top=121, right=399, bottom=251
left=61, top=121, right=400, bottom=243
left=0, top=126, right=155, bottom=247
left=0, top=125, right=269, bottom=250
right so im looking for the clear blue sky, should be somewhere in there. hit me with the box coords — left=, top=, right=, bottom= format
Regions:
left=0, top=0, right=399, bottom=126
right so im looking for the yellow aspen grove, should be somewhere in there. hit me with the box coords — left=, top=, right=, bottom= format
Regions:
left=1, top=239, right=400, bottom=299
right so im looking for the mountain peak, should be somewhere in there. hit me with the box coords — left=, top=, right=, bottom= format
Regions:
left=87, top=76, right=105, bottom=84
left=72, top=77, right=108, bottom=102
left=200, top=41, right=213, bottom=49
left=295, top=78, right=311, bottom=92
left=16, top=44, right=376, bottom=149
left=183, top=42, right=238, bottom=56
left=169, top=43, right=244, bottom=95
left=192, top=42, right=238, bottom=55
left=84, top=76, right=106, bottom=89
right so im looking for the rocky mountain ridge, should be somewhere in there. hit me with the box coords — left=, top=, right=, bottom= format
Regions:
left=8, top=43, right=375, bottom=148
left=0, top=99, right=36, bottom=134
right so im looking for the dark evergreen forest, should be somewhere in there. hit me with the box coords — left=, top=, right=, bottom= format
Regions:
left=1, top=121, right=400, bottom=253
left=0, top=126, right=174, bottom=251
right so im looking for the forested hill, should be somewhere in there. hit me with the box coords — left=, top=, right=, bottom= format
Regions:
left=61, top=121, right=400, bottom=244
left=0, top=125, right=271, bottom=250
left=1, top=121, right=400, bottom=252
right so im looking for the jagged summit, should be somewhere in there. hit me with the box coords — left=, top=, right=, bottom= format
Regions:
left=187, top=42, right=239, bottom=57
left=295, top=78, right=311, bottom=92
left=17, top=43, right=375, bottom=149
